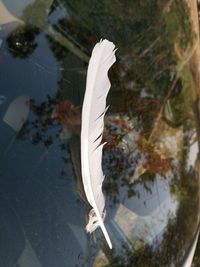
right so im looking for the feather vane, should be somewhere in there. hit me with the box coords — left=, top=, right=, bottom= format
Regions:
left=81, top=39, right=116, bottom=249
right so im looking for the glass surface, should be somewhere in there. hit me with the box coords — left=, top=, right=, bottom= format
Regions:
left=0, top=1, right=200, bottom=266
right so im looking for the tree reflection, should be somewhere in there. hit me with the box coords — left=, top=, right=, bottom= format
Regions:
left=6, top=25, right=39, bottom=58
left=18, top=95, right=57, bottom=145
left=108, top=168, right=199, bottom=266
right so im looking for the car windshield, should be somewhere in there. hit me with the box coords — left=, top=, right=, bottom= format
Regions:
left=0, top=1, right=200, bottom=267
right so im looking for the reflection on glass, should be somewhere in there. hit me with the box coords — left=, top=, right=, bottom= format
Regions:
left=3, top=96, right=30, bottom=132
left=0, top=0, right=199, bottom=266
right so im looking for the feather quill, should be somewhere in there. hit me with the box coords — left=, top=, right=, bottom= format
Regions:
left=81, top=39, right=116, bottom=249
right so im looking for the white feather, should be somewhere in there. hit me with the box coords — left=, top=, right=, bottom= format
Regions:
left=81, top=39, right=116, bottom=249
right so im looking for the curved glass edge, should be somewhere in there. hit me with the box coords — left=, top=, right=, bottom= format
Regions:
left=183, top=226, right=200, bottom=267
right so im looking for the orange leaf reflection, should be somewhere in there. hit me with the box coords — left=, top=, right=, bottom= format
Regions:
left=137, top=137, right=172, bottom=176
left=52, top=100, right=81, bottom=135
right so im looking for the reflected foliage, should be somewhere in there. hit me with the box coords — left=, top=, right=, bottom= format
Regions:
left=109, top=167, right=199, bottom=266
left=52, top=100, right=81, bottom=135
left=6, top=25, right=39, bottom=58
left=18, top=95, right=57, bottom=146
left=17, top=95, right=74, bottom=180
left=136, top=137, right=173, bottom=176
left=21, top=0, right=54, bottom=28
